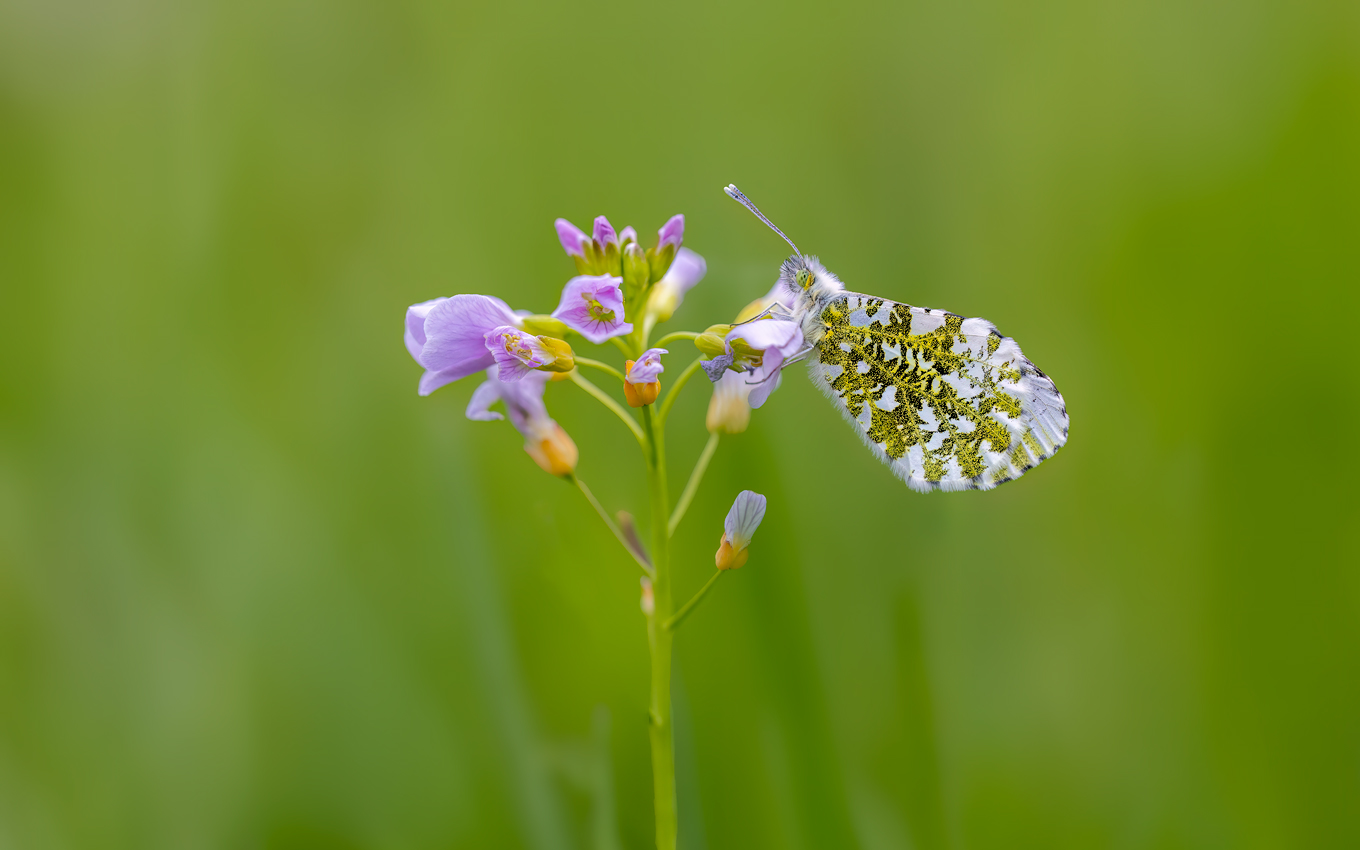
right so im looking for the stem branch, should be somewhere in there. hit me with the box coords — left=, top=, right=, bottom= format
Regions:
left=568, top=371, right=646, bottom=447
left=669, top=433, right=718, bottom=537
left=573, top=357, right=626, bottom=383
left=665, top=570, right=725, bottom=632
left=657, top=357, right=704, bottom=426
left=574, top=477, right=653, bottom=576
left=653, top=331, right=700, bottom=349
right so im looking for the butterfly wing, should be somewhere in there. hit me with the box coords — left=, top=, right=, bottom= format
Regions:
left=808, top=293, right=1068, bottom=492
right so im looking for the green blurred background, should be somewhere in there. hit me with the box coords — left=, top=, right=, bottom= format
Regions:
left=1, top=0, right=1358, bottom=847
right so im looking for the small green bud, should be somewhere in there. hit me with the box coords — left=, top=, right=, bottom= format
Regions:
left=647, top=243, right=677, bottom=283
left=695, top=332, right=728, bottom=358
left=601, top=240, right=622, bottom=277
left=623, top=242, right=650, bottom=297
left=520, top=315, right=569, bottom=338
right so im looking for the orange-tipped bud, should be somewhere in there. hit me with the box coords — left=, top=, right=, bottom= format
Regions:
left=714, top=536, right=750, bottom=570
left=623, top=358, right=662, bottom=407
left=524, top=423, right=578, bottom=477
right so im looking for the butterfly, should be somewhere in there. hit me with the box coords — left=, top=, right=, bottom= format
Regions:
left=724, top=184, right=1068, bottom=492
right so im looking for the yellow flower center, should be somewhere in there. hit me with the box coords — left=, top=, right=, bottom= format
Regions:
left=583, top=294, right=616, bottom=323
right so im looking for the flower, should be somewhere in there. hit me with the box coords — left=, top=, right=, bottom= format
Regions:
left=467, top=365, right=578, bottom=477
left=624, top=348, right=667, bottom=407
left=706, top=369, right=752, bottom=434
left=484, top=326, right=574, bottom=382
left=406, top=294, right=520, bottom=396
left=699, top=318, right=803, bottom=409
left=646, top=248, right=707, bottom=323
left=716, top=490, right=767, bottom=570
left=552, top=275, right=633, bottom=344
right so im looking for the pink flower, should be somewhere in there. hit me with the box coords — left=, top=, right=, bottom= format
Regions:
left=551, top=275, right=633, bottom=343
left=466, top=365, right=577, bottom=477
left=708, top=318, right=804, bottom=409
left=626, top=348, right=667, bottom=384
left=405, top=294, right=520, bottom=396
left=484, top=326, right=557, bottom=382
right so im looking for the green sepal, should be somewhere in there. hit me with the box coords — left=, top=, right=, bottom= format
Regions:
left=521, top=315, right=569, bottom=338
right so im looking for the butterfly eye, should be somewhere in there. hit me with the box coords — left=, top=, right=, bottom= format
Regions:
left=796, top=269, right=813, bottom=290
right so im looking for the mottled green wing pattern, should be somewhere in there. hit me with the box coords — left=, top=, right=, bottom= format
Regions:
left=810, top=293, right=1068, bottom=491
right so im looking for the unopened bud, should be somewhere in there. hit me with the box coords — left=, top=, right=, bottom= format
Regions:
left=694, top=326, right=732, bottom=358
left=521, top=314, right=569, bottom=338
left=706, top=372, right=751, bottom=434
left=524, top=423, right=578, bottom=477
left=623, top=242, right=650, bottom=298
left=714, top=536, right=749, bottom=570
left=647, top=243, right=677, bottom=283
left=600, top=240, right=622, bottom=277
left=623, top=359, right=661, bottom=407
left=639, top=577, right=655, bottom=616
left=735, top=297, right=774, bottom=323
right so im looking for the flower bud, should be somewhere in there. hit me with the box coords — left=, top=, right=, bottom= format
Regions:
left=694, top=325, right=732, bottom=358
left=623, top=352, right=663, bottom=407
left=536, top=336, right=576, bottom=373
left=524, top=423, right=578, bottom=477
left=639, top=576, right=655, bottom=616
left=647, top=214, right=685, bottom=282
left=735, top=296, right=774, bottom=323
left=520, top=314, right=569, bottom=338
left=622, top=241, right=651, bottom=299
left=706, top=371, right=751, bottom=434
left=715, top=490, right=766, bottom=570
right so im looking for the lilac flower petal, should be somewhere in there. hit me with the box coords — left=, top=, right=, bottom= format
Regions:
left=723, top=490, right=767, bottom=550
left=627, top=348, right=668, bottom=384
left=661, top=248, right=706, bottom=298
left=619, top=226, right=638, bottom=245
left=466, top=379, right=505, bottom=421
left=551, top=275, right=633, bottom=344
left=420, top=294, right=519, bottom=382
left=702, top=353, right=735, bottom=382
left=405, top=297, right=445, bottom=361
left=418, top=368, right=465, bottom=397
left=657, top=214, right=684, bottom=249
left=727, top=318, right=801, bottom=355
left=485, top=326, right=554, bottom=382
left=555, top=218, right=590, bottom=258
left=593, top=216, right=618, bottom=247
left=746, top=369, right=783, bottom=409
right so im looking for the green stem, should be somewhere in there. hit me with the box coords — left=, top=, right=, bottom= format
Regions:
left=669, top=433, right=719, bottom=537
left=574, top=357, right=626, bottom=383
left=653, top=330, right=700, bottom=349
left=574, top=476, right=653, bottom=576
left=568, top=371, right=646, bottom=447
left=640, top=406, right=677, bottom=850
left=656, top=357, right=704, bottom=426
left=664, top=570, right=724, bottom=632
left=611, top=336, right=636, bottom=359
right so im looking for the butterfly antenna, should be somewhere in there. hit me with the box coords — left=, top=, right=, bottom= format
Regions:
left=724, top=184, right=801, bottom=256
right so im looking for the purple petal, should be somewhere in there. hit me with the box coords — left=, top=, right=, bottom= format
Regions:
left=418, top=368, right=467, bottom=397
left=746, top=368, right=783, bottom=409
left=627, top=348, right=668, bottom=384
left=654, top=248, right=706, bottom=311
left=484, top=326, right=553, bottom=382
left=723, top=490, right=767, bottom=549
left=465, top=379, right=505, bottom=421
left=493, top=367, right=554, bottom=439
left=551, top=275, right=634, bottom=344
left=405, top=297, right=445, bottom=361
left=727, top=318, right=801, bottom=356
left=555, top=218, right=590, bottom=258
left=619, top=226, right=638, bottom=245
left=420, top=294, right=519, bottom=376
left=657, top=214, right=684, bottom=249
left=592, top=216, right=618, bottom=247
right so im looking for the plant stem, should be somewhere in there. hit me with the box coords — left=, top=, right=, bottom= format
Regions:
left=653, top=330, right=700, bottom=349
left=568, top=371, right=646, bottom=447
left=656, top=357, right=704, bottom=426
left=574, top=357, right=626, bottom=383
left=574, top=476, right=653, bottom=576
left=669, top=433, right=719, bottom=537
left=640, top=406, right=677, bottom=850
left=611, top=336, right=636, bottom=359
left=665, top=570, right=724, bottom=632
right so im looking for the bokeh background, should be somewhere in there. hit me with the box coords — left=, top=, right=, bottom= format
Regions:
left=2, top=0, right=1358, bottom=847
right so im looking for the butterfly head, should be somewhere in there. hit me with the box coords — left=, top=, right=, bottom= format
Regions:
left=778, top=254, right=844, bottom=304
